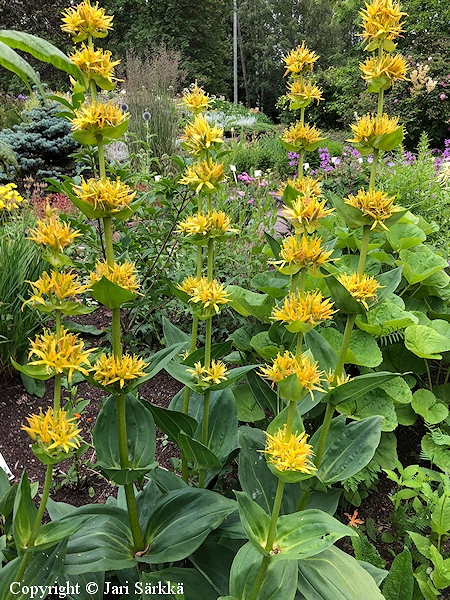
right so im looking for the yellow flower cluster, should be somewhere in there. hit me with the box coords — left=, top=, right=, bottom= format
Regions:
left=348, top=113, right=400, bottom=143
left=90, top=260, right=140, bottom=294
left=176, top=211, right=237, bottom=238
left=178, top=276, right=230, bottom=314
left=264, top=425, right=316, bottom=474
left=179, top=160, right=225, bottom=194
left=182, top=82, right=212, bottom=113
left=281, top=176, right=322, bottom=198
left=283, top=194, right=334, bottom=234
left=182, top=114, right=223, bottom=157
left=359, top=0, right=406, bottom=48
left=260, top=351, right=324, bottom=395
left=338, top=272, right=381, bottom=309
left=74, top=177, right=136, bottom=214
left=281, top=122, right=325, bottom=150
left=187, top=360, right=228, bottom=385
left=283, top=42, right=319, bottom=77
left=70, top=44, right=120, bottom=84
left=345, top=188, right=400, bottom=230
left=286, top=78, right=323, bottom=106
left=360, top=53, right=408, bottom=87
left=273, top=235, right=333, bottom=274
left=22, top=407, right=82, bottom=454
left=61, top=0, right=113, bottom=40
left=28, top=212, right=81, bottom=253
left=271, top=290, right=336, bottom=327
left=28, top=327, right=94, bottom=382
left=71, top=101, right=127, bottom=133
left=92, top=353, right=148, bottom=388
left=0, top=183, right=25, bottom=211
left=26, top=270, right=90, bottom=306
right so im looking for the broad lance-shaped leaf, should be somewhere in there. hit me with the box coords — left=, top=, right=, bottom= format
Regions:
left=90, top=276, right=137, bottom=309
left=314, top=416, right=382, bottom=484
left=322, top=372, right=400, bottom=406
left=381, top=547, right=413, bottom=600
left=93, top=394, right=157, bottom=485
left=271, top=510, right=356, bottom=562
left=0, top=40, right=42, bottom=93
left=140, top=488, right=236, bottom=564
left=297, top=546, right=385, bottom=599
left=0, top=30, right=83, bottom=83
left=12, top=471, right=37, bottom=552
left=235, top=491, right=271, bottom=556
left=229, top=542, right=298, bottom=600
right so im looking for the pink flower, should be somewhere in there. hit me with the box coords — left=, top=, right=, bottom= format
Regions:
left=237, top=190, right=245, bottom=197
left=394, top=99, right=398, bottom=103
left=440, top=93, right=447, bottom=100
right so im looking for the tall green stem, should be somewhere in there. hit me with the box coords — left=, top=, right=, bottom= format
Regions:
left=6, top=465, right=54, bottom=600
left=369, top=148, right=379, bottom=191
left=358, top=225, right=371, bottom=276
left=314, top=313, right=357, bottom=468
left=116, top=395, right=144, bottom=551
left=102, top=216, right=114, bottom=267
left=248, top=478, right=285, bottom=600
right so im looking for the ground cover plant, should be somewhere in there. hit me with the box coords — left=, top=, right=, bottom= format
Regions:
left=1, top=1, right=450, bottom=599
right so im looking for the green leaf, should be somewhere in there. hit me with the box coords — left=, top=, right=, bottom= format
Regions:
left=233, top=384, right=265, bottom=422
left=229, top=542, right=298, bottom=600
left=304, top=328, right=338, bottom=372
left=0, top=30, right=83, bottom=83
left=373, top=126, right=404, bottom=151
left=191, top=542, right=236, bottom=597
left=297, top=546, right=385, bottom=599
left=355, top=295, right=417, bottom=337
left=250, top=331, right=281, bottom=361
left=316, top=416, right=383, bottom=483
left=431, top=494, right=450, bottom=536
left=0, top=40, right=42, bottom=93
left=273, top=510, right=355, bottom=561
left=93, top=394, right=157, bottom=484
left=227, top=285, right=273, bottom=321
left=411, top=389, right=448, bottom=424
left=90, top=276, right=137, bottom=308
left=62, top=506, right=136, bottom=574
left=323, top=372, right=400, bottom=406
left=408, top=531, right=432, bottom=560
left=386, top=222, right=426, bottom=251
left=405, top=324, right=450, bottom=360
left=162, top=316, right=191, bottom=350
left=141, top=568, right=219, bottom=599
left=141, top=488, right=236, bottom=563
left=252, top=271, right=290, bottom=298
left=321, top=328, right=382, bottom=367
left=13, top=470, right=37, bottom=552
left=421, top=434, right=450, bottom=471
left=204, top=388, right=239, bottom=465
left=57, top=573, right=105, bottom=600
left=336, top=388, right=398, bottom=432
left=29, top=515, right=91, bottom=552
left=397, top=247, right=448, bottom=285
left=146, top=403, right=196, bottom=443
left=324, top=272, right=366, bottom=314
left=178, top=432, right=222, bottom=470
left=235, top=491, right=271, bottom=555
left=11, top=358, right=53, bottom=381
left=246, top=368, right=278, bottom=414
left=0, top=541, right=67, bottom=599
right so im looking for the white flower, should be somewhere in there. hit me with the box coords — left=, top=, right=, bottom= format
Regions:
left=303, top=162, right=310, bottom=170
left=154, top=175, right=162, bottom=182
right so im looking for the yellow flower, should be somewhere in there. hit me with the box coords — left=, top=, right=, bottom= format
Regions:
left=272, top=235, right=333, bottom=274
left=0, top=183, right=26, bottom=211
left=286, top=78, right=323, bottom=106
left=345, top=188, right=401, bottom=230
left=264, top=425, right=316, bottom=474
left=73, top=177, right=136, bottom=214
left=182, top=82, right=212, bottom=113
left=92, top=352, right=148, bottom=388
left=26, top=270, right=90, bottom=307
left=325, top=370, right=352, bottom=390
left=176, top=211, right=237, bottom=237
left=338, top=272, right=381, bottom=309
left=360, top=54, right=408, bottom=87
left=348, top=113, right=402, bottom=151
left=358, top=0, right=406, bottom=49
left=178, top=276, right=230, bottom=314
left=28, top=327, right=94, bottom=382
left=71, top=101, right=127, bottom=134
left=61, top=0, right=113, bottom=40
left=182, top=114, right=223, bottom=157
left=90, top=260, right=140, bottom=294
left=27, top=212, right=81, bottom=252
left=187, top=360, right=228, bottom=385
left=22, top=407, right=82, bottom=454
left=280, top=176, right=322, bottom=199
left=283, top=195, right=334, bottom=234
left=260, top=351, right=325, bottom=397
left=281, top=122, right=325, bottom=151
left=69, top=44, right=120, bottom=84
left=283, top=42, right=319, bottom=77
left=179, top=160, right=225, bottom=194
left=271, top=290, right=336, bottom=327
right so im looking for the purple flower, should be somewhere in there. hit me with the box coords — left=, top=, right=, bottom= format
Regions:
left=440, top=93, right=446, bottom=100
left=236, top=190, right=245, bottom=197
